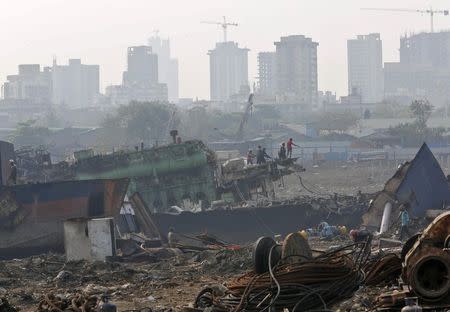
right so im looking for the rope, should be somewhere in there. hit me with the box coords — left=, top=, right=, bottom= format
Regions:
left=233, top=181, right=275, bottom=235
left=297, top=174, right=332, bottom=197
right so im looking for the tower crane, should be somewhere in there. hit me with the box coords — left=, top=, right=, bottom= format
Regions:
left=361, top=7, right=449, bottom=33
left=201, top=16, right=238, bottom=42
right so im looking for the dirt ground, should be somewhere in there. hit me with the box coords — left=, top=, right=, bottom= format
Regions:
left=0, top=248, right=252, bottom=311
left=1, top=162, right=445, bottom=311
left=2, top=238, right=389, bottom=312
left=275, top=161, right=403, bottom=199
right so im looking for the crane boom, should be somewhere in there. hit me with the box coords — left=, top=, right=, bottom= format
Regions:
left=201, top=16, right=238, bottom=42
left=362, top=8, right=420, bottom=12
left=361, top=7, right=449, bottom=32
left=235, top=94, right=254, bottom=141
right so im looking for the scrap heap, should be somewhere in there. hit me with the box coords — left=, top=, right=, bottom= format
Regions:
left=194, top=233, right=371, bottom=312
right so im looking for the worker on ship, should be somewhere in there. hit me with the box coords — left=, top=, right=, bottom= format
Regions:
left=278, top=143, right=287, bottom=160
left=7, top=159, right=17, bottom=185
left=262, top=148, right=272, bottom=163
left=256, top=146, right=264, bottom=164
left=287, top=138, right=299, bottom=158
left=246, top=150, right=255, bottom=165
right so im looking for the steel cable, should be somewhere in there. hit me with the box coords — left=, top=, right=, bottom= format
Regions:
left=196, top=241, right=371, bottom=312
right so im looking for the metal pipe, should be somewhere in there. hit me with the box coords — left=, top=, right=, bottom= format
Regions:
left=380, top=202, right=392, bottom=234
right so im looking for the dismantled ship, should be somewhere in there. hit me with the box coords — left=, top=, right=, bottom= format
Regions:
left=43, top=140, right=300, bottom=213
left=0, top=178, right=128, bottom=258
left=0, top=140, right=129, bottom=257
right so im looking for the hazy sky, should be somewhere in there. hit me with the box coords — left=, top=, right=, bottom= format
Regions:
left=1, top=0, right=449, bottom=99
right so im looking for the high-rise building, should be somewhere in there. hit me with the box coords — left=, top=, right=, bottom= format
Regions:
left=2, top=64, right=52, bottom=103
left=208, top=42, right=249, bottom=102
left=400, top=31, right=450, bottom=68
left=347, top=33, right=383, bottom=103
left=385, top=31, right=450, bottom=106
left=52, top=59, right=99, bottom=108
left=123, top=46, right=158, bottom=86
left=148, top=35, right=179, bottom=103
left=257, top=52, right=277, bottom=96
left=274, top=35, right=318, bottom=107
left=106, top=45, right=168, bottom=106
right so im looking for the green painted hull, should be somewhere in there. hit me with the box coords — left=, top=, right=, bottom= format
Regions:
left=73, top=140, right=217, bottom=212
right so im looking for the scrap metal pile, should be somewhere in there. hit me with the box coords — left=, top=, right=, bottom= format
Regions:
left=363, top=253, right=402, bottom=286
left=36, top=293, right=99, bottom=312
left=369, top=211, right=450, bottom=311
left=191, top=212, right=450, bottom=311
left=194, top=234, right=372, bottom=312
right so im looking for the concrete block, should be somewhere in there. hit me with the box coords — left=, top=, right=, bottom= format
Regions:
left=64, top=217, right=116, bottom=261
left=64, top=219, right=91, bottom=261
left=87, top=218, right=116, bottom=261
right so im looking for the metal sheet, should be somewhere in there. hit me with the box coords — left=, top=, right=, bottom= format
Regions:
left=364, top=143, right=450, bottom=227
left=0, top=178, right=129, bottom=256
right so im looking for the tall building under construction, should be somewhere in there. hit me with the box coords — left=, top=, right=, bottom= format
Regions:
left=385, top=31, right=450, bottom=107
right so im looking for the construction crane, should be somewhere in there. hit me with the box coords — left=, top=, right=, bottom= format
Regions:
left=235, top=93, right=254, bottom=141
left=361, top=7, right=449, bottom=32
left=201, top=16, right=238, bottom=42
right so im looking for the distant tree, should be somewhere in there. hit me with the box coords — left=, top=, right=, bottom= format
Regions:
left=180, top=106, right=211, bottom=141
left=102, top=101, right=179, bottom=144
left=363, top=109, right=371, bottom=119
left=410, top=99, right=433, bottom=133
left=314, top=111, right=360, bottom=134
left=44, top=108, right=63, bottom=128
left=389, top=99, right=443, bottom=146
left=12, top=120, right=52, bottom=147
left=253, top=105, right=281, bottom=120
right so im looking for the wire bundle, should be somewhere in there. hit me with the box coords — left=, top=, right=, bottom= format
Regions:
left=195, top=242, right=370, bottom=312
left=364, top=253, right=402, bottom=286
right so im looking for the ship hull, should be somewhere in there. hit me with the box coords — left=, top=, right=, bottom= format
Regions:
left=0, top=179, right=128, bottom=258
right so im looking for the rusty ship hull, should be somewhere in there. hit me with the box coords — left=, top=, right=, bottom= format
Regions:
left=0, top=178, right=129, bottom=258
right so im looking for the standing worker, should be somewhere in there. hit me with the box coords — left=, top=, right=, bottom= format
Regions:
left=262, top=148, right=272, bottom=163
left=168, top=227, right=181, bottom=248
left=246, top=150, right=255, bottom=165
left=278, top=143, right=287, bottom=160
left=256, top=146, right=264, bottom=165
left=286, top=138, right=299, bottom=158
left=7, top=160, right=17, bottom=185
left=399, top=203, right=410, bottom=241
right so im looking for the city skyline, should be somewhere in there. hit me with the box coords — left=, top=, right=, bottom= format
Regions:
left=1, top=0, right=450, bottom=100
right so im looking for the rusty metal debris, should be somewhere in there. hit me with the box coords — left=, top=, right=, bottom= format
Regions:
left=0, top=178, right=129, bottom=258
left=194, top=236, right=371, bottom=312
left=0, top=297, right=17, bottom=312
left=37, top=293, right=99, bottom=312
left=364, top=253, right=402, bottom=286
left=403, top=211, right=450, bottom=302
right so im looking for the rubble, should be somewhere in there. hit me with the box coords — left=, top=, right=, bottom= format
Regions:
left=0, top=297, right=17, bottom=312
left=402, top=211, right=450, bottom=302
left=0, top=137, right=449, bottom=311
